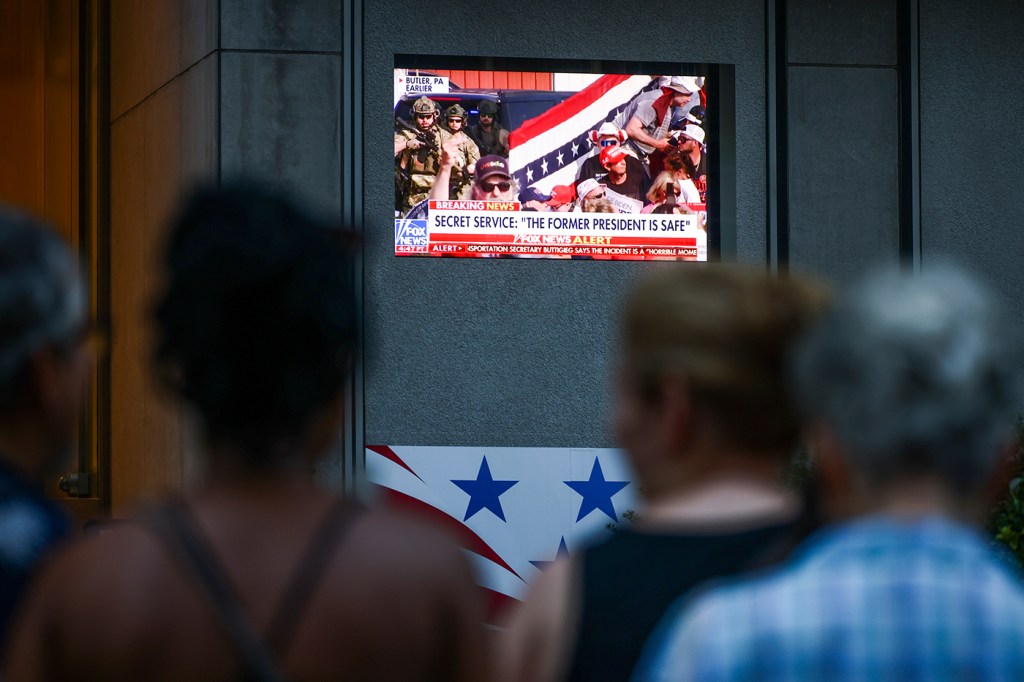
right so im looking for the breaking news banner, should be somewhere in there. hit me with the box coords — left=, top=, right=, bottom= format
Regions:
left=394, top=66, right=710, bottom=262
left=366, top=445, right=638, bottom=625
left=397, top=200, right=708, bottom=259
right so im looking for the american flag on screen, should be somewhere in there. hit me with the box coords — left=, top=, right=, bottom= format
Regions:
left=508, top=75, right=656, bottom=194
left=366, top=445, right=637, bottom=624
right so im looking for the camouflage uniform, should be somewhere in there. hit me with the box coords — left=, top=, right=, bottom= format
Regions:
left=467, top=100, right=510, bottom=157
left=443, top=104, right=481, bottom=200
left=395, top=96, right=452, bottom=214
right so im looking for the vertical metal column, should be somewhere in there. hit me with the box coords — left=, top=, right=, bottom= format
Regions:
left=341, top=0, right=365, bottom=495
left=898, top=0, right=922, bottom=272
left=765, top=0, right=789, bottom=274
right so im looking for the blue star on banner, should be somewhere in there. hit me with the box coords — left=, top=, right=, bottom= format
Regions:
left=530, top=537, right=570, bottom=571
left=565, top=459, right=629, bottom=522
left=452, top=457, right=518, bottom=522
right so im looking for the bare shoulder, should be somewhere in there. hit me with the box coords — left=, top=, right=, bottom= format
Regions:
left=31, top=521, right=162, bottom=598
left=498, top=555, right=579, bottom=682
left=5, top=522, right=174, bottom=679
left=346, top=507, right=472, bottom=580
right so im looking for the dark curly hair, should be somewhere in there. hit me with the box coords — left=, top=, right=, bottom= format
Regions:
left=153, top=183, right=357, bottom=464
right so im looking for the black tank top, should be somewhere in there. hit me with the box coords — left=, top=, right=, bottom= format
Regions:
left=565, top=516, right=813, bottom=682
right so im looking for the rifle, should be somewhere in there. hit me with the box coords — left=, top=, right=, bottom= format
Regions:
left=395, top=118, right=438, bottom=165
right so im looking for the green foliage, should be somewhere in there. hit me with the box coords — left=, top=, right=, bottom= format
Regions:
left=606, top=507, right=640, bottom=533
left=988, top=418, right=1024, bottom=566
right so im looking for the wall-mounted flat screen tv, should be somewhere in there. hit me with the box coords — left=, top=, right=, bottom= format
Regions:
left=394, top=57, right=725, bottom=261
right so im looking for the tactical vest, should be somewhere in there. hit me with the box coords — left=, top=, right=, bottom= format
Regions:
left=469, top=125, right=506, bottom=156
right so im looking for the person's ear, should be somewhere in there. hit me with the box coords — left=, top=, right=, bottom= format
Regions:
left=26, top=345, right=66, bottom=413
left=982, top=438, right=1021, bottom=511
left=806, top=422, right=857, bottom=520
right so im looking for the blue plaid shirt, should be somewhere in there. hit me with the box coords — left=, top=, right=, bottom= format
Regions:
left=635, top=516, right=1024, bottom=682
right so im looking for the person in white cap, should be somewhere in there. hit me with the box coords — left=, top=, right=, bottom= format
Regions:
left=575, top=178, right=607, bottom=211
left=575, top=121, right=646, bottom=199
left=674, top=124, right=706, bottom=197
left=621, top=76, right=701, bottom=162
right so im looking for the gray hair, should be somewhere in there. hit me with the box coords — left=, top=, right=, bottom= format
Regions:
left=792, top=265, right=1022, bottom=494
left=0, top=209, right=85, bottom=411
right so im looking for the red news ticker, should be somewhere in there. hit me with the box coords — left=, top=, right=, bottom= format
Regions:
left=428, top=200, right=521, bottom=211
left=417, top=243, right=701, bottom=259
left=429, top=233, right=699, bottom=247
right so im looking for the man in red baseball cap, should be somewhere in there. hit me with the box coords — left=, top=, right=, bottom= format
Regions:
left=575, top=121, right=648, bottom=210
left=546, top=185, right=576, bottom=212
left=598, top=145, right=649, bottom=205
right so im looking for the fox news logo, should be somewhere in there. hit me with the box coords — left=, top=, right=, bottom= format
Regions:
left=395, top=219, right=429, bottom=254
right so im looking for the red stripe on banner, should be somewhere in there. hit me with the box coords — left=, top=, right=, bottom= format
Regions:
left=510, top=74, right=634, bottom=148
left=480, top=586, right=521, bottom=624
left=367, top=445, right=423, bottom=482
left=380, top=488, right=525, bottom=582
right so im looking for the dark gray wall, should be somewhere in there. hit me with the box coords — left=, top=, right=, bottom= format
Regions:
left=919, top=0, right=1024, bottom=318
left=219, top=1, right=343, bottom=217
left=363, top=0, right=768, bottom=448
left=785, top=0, right=900, bottom=280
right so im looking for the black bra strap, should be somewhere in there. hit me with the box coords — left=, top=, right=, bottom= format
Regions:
left=143, top=500, right=286, bottom=682
left=264, top=498, right=359, bottom=655
left=142, top=498, right=361, bottom=682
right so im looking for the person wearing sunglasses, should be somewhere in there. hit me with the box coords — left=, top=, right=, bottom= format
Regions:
left=575, top=178, right=607, bottom=212
left=431, top=142, right=517, bottom=203
left=467, top=100, right=509, bottom=157
left=441, top=104, right=482, bottom=201
left=575, top=122, right=646, bottom=206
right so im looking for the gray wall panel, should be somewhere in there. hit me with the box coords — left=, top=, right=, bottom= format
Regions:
left=221, top=0, right=342, bottom=52
left=363, top=0, right=766, bottom=448
left=787, top=66, right=899, bottom=280
left=920, top=0, right=1024, bottom=317
left=220, top=52, right=341, bottom=215
left=787, top=0, right=897, bottom=65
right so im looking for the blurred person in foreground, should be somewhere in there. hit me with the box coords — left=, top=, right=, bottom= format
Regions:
left=637, top=265, right=1024, bottom=681
left=500, top=266, right=828, bottom=682
left=0, top=211, right=91, bottom=659
left=5, top=183, right=486, bottom=681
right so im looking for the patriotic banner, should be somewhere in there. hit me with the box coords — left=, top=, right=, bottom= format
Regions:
left=508, top=74, right=656, bottom=193
left=366, top=445, right=638, bottom=623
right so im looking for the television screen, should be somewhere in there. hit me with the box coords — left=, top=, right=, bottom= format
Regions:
left=394, top=65, right=710, bottom=261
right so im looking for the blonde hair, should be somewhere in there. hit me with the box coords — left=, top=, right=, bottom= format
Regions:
left=622, top=265, right=828, bottom=454
left=583, top=198, right=617, bottom=213
left=646, top=171, right=679, bottom=204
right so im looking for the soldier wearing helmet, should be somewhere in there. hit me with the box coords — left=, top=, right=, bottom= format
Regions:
left=394, top=96, right=452, bottom=214
left=467, top=100, right=510, bottom=157
left=441, top=103, right=481, bottom=200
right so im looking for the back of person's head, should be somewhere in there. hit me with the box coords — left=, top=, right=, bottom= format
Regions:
left=0, top=209, right=85, bottom=414
left=792, top=265, right=1022, bottom=496
left=646, top=171, right=678, bottom=204
left=622, top=265, right=827, bottom=456
left=154, top=182, right=357, bottom=466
